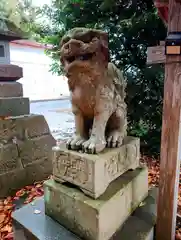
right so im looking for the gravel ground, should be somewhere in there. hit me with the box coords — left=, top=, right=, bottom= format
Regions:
left=30, top=99, right=75, bottom=141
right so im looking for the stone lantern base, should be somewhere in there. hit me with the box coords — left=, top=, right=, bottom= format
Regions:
left=0, top=63, right=56, bottom=197
left=0, top=64, right=23, bottom=81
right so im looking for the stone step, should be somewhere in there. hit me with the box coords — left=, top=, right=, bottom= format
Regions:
left=44, top=167, right=148, bottom=240
left=0, top=97, right=29, bottom=116
left=53, top=136, right=140, bottom=199
left=12, top=188, right=157, bottom=240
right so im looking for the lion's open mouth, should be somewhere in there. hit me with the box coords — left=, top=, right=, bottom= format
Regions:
left=65, top=53, right=94, bottom=64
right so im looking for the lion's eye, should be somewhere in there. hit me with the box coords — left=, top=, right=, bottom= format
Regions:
left=81, top=53, right=93, bottom=60
left=67, top=56, right=76, bottom=63
left=61, top=36, right=71, bottom=46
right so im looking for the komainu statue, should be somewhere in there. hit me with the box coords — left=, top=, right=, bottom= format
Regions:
left=60, top=28, right=127, bottom=154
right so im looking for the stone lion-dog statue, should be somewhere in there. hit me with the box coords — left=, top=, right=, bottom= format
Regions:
left=60, top=28, right=127, bottom=154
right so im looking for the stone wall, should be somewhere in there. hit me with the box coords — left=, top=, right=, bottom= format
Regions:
left=0, top=114, right=56, bottom=197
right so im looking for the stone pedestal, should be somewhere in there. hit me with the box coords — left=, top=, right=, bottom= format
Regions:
left=12, top=188, right=157, bottom=240
left=53, top=136, right=140, bottom=199
left=44, top=168, right=148, bottom=240
left=39, top=132, right=156, bottom=240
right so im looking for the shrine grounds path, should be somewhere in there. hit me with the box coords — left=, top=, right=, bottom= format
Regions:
left=30, top=98, right=75, bottom=141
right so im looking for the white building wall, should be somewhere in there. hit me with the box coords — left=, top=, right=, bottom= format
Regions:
left=10, top=43, right=69, bottom=101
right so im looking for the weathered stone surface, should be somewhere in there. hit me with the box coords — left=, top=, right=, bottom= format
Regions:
left=0, top=82, right=23, bottom=97
left=0, top=114, right=51, bottom=143
left=133, top=187, right=158, bottom=226
left=0, top=114, right=56, bottom=198
left=113, top=187, right=158, bottom=240
left=114, top=216, right=154, bottom=240
left=0, top=160, right=50, bottom=198
left=0, top=64, right=23, bottom=81
left=0, top=168, right=26, bottom=198
left=25, top=157, right=53, bottom=183
left=53, top=136, right=140, bottom=199
left=18, top=135, right=56, bottom=167
left=12, top=188, right=157, bottom=240
left=0, top=97, right=29, bottom=116
left=44, top=167, right=148, bottom=240
left=0, top=143, right=21, bottom=174
left=60, top=28, right=127, bottom=154
left=19, top=114, right=51, bottom=139
left=0, top=156, right=54, bottom=198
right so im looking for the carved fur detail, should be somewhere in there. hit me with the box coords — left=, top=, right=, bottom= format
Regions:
left=60, top=28, right=127, bottom=154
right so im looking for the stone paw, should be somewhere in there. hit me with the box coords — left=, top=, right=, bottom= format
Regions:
left=106, top=131, right=123, bottom=148
left=82, top=137, right=106, bottom=154
left=66, top=135, right=87, bottom=150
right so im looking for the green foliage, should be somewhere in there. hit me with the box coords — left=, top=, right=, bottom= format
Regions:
left=40, top=0, right=167, bottom=156
left=0, top=0, right=43, bottom=38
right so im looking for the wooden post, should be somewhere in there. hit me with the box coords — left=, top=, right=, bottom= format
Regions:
left=156, top=0, right=181, bottom=239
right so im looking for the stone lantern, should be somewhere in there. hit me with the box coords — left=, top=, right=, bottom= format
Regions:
left=0, top=18, right=29, bottom=116
left=0, top=19, right=56, bottom=198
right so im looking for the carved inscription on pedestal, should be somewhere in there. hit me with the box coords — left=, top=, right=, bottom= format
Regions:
left=53, top=151, right=92, bottom=186
left=52, top=137, right=140, bottom=199
left=104, top=142, right=139, bottom=179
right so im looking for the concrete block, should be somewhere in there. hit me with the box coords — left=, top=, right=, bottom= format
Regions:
left=44, top=167, right=148, bottom=240
left=18, top=135, right=56, bottom=167
left=0, top=82, right=23, bottom=97
left=53, top=136, right=140, bottom=199
left=0, top=114, right=52, bottom=143
left=0, top=97, right=30, bottom=116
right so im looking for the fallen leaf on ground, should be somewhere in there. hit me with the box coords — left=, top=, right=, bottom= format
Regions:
left=34, top=209, right=41, bottom=214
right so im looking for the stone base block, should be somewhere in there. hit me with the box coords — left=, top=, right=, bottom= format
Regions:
left=44, top=167, right=148, bottom=240
left=0, top=114, right=56, bottom=197
left=113, top=187, right=158, bottom=240
left=0, top=97, right=29, bottom=116
left=0, top=157, right=53, bottom=198
left=0, top=114, right=52, bottom=143
left=0, top=82, right=23, bottom=97
left=12, top=188, right=157, bottom=240
left=53, top=136, right=140, bottom=199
